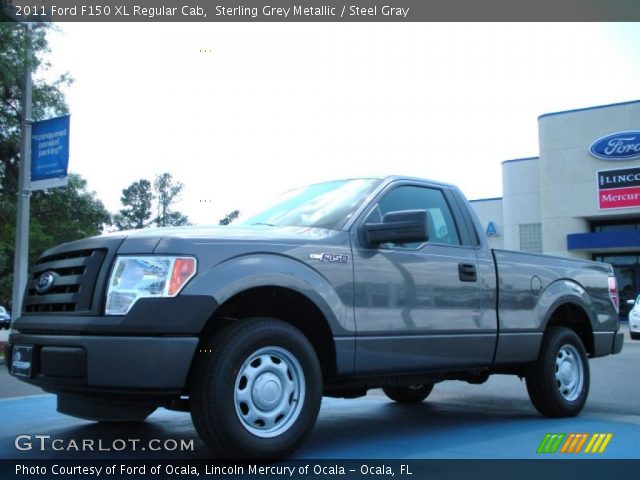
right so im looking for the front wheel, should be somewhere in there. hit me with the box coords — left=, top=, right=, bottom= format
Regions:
left=526, top=327, right=590, bottom=418
left=383, top=384, right=434, bottom=403
left=190, top=318, right=322, bottom=459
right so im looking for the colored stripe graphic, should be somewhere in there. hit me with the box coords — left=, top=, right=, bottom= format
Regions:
left=538, top=433, right=612, bottom=454
left=560, top=433, right=589, bottom=453
left=537, top=433, right=565, bottom=453
left=574, top=433, right=589, bottom=453
left=560, top=434, right=575, bottom=453
left=584, top=433, right=613, bottom=454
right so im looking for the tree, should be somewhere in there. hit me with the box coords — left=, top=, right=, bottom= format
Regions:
left=164, top=211, right=190, bottom=226
left=113, top=179, right=154, bottom=230
left=29, top=174, right=111, bottom=247
left=153, top=172, right=190, bottom=227
left=0, top=23, right=110, bottom=307
left=219, top=210, right=240, bottom=225
left=0, top=174, right=111, bottom=307
left=1, top=23, right=72, bottom=200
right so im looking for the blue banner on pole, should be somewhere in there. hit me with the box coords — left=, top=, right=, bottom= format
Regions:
left=30, top=115, right=70, bottom=189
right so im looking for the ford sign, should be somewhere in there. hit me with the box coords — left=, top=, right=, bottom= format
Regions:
left=590, top=131, right=640, bottom=161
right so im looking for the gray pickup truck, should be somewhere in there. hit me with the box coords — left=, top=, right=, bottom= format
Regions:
left=7, top=176, right=623, bottom=459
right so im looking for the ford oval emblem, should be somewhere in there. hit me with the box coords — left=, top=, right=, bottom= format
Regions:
left=590, top=131, right=640, bottom=161
left=35, top=271, right=56, bottom=294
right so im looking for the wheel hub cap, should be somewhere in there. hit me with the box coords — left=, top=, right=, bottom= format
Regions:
left=233, top=346, right=306, bottom=438
left=554, top=344, right=584, bottom=402
left=252, top=372, right=283, bottom=410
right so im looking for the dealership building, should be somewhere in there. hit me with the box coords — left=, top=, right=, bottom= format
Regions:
left=470, top=99, right=640, bottom=315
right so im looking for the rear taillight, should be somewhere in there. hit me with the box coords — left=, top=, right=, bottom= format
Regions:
left=608, top=276, right=619, bottom=313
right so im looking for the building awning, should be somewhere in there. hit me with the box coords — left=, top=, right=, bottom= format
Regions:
left=567, top=231, right=640, bottom=253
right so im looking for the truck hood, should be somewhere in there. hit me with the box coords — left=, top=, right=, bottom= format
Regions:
left=125, top=224, right=338, bottom=241
left=40, top=225, right=350, bottom=260
left=117, top=224, right=349, bottom=255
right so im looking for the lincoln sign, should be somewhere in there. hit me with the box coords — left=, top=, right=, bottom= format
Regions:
left=598, top=166, right=640, bottom=209
left=590, top=131, right=640, bottom=161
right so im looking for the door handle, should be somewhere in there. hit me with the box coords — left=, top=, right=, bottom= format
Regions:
left=458, top=263, right=477, bottom=282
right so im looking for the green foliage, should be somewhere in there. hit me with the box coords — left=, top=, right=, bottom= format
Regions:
left=0, top=174, right=111, bottom=307
left=30, top=174, right=111, bottom=245
left=0, top=23, right=109, bottom=308
left=113, top=179, right=154, bottom=230
left=219, top=209, right=240, bottom=225
left=0, top=23, right=72, bottom=199
left=153, top=172, right=190, bottom=227
left=112, top=173, right=191, bottom=232
left=164, top=210, right=190, bottom=227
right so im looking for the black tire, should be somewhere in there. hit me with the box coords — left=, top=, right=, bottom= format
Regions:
left=382, top=384, right=434, bottom=403
left=630, top=331, right=640, bottom=340
left=190, top=318, right=322, bottom=459
left=526, top=327, right=590, bottom=418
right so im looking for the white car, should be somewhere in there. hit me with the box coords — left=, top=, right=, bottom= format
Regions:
left=0, top=306, right=10, bottom=330
left=627, top=296, right=640, bottom=340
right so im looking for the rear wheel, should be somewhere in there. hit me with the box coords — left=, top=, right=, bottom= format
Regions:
left=526, top=327, right=590, bottom=417
left=382, top=384, right=434, bottom=403
left=190, top=318, right=322, bottom=459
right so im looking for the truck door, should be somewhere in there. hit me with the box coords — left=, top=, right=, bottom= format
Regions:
left=351, top=183, right=497, bottom=373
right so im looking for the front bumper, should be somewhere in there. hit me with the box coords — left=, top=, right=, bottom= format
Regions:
left=7, top=293, right=217, bottom=399
left=6, top=333, right=198, bottom=397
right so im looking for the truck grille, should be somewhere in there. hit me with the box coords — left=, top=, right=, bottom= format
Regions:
left=24, top=249, right=107, bottom=314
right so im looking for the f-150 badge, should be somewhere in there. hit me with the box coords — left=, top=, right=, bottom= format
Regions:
left=309, top=253, right=350, bottom=263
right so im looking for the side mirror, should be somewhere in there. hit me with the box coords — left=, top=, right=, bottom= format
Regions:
left=626, top=299, right=636, bottom=306
left=360, top=210, right=429, bottom=247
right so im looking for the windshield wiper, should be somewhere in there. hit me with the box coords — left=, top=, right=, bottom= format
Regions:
left=251, top=223, right=276, bottom=227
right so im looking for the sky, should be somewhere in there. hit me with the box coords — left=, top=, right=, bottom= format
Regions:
left=42, top=22, right=640, bottom=226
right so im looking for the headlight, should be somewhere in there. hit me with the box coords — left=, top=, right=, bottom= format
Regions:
left=105, top=256, right=197, bottom=315
left=630, top=310, right=640, bottom=321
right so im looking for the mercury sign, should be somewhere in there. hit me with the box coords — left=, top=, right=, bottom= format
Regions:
left=30, top=115, right=70, bottom=191
left=589, top=131, right=640, bottom=161
left=597, top=166, right=640, bottom=209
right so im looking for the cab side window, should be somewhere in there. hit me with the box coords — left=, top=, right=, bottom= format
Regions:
left=374, top=185, right=461, bottom=248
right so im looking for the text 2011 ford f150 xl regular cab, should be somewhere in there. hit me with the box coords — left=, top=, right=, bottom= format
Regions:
left=6, top=176, right=623, bottom=458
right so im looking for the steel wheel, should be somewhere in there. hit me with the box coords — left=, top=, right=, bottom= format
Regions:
left=234, top=346, right=305, bottom=438
left=555, top=344, right=584, bottom=402
left=190, top=318, right=322, bottom=459
left=526, top=326, right=590, bottom=418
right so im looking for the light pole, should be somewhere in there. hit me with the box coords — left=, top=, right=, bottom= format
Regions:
left=11, top=22, right=33, bottom=319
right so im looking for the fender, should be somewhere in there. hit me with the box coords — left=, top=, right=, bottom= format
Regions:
left=534, top=279, right=598, bottom=333
left=182, top=253, right=353, bottom=336
left=494, top=278, right=598, bottom=365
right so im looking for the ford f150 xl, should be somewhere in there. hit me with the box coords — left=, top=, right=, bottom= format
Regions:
left=6, top=176, right=624, bottom=459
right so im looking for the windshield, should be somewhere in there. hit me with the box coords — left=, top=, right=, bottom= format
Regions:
left=240, top=179, right=382, bottom=230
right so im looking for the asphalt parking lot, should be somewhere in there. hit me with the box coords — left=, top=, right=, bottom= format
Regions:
left=0, top=326, right=638, bottom=460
